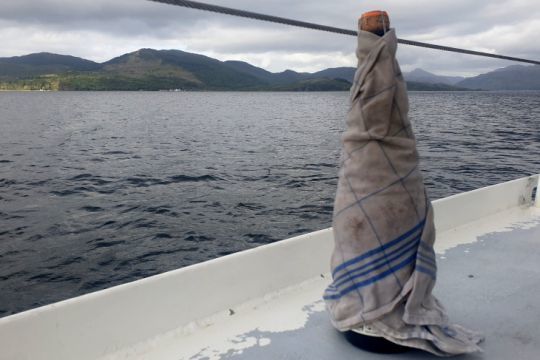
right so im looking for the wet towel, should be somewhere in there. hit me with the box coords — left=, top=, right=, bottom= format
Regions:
left=323, top=29, right=483, bottom=356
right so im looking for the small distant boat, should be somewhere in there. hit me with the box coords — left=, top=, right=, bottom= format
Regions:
left=0, top=174, right=539, bottom=359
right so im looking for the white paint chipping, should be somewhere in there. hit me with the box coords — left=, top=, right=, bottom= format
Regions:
left=98, top=277, right=329, bottom=360
left=435, top=206, right=540, bottom=255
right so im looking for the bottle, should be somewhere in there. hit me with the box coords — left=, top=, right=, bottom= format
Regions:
left=359, top=10, right=390, bottom=36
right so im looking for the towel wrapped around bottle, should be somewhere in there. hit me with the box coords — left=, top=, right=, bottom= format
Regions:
left=323, top=28, right=483, bottom=356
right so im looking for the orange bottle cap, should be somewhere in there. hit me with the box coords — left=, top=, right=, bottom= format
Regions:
left=361, top=10, right=389, bottom=19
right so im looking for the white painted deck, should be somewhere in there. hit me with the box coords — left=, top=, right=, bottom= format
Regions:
left=0, top=175, right=539, bottom=359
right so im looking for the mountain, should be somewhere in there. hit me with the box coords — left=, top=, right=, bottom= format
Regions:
left=0, top=52, right=101, bottom=80
left=0, top=49, right=482, bottom=91
left=272, top=69, right=311, bottom=84
left=270, top=78, right=351, bottom=91
left=456, top=65, right=540, bottom=90
left=224, top=60, right=276, bottom=83
left=223, top=61, right=316, bottom=85
left=404, top=68, right=465, bottom=85
left=406, top=81, right=471, bottom=91
left=97, top=49, right=266, bottom=90
left=311, top=67, right=356, bottom=82
left=0, top=50, right=347, bottom=91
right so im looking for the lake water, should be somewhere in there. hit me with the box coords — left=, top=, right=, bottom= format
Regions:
left=1, top=91, right=539, bottom=317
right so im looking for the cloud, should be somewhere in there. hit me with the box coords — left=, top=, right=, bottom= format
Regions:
left=0, top=0, right=539, bottom=75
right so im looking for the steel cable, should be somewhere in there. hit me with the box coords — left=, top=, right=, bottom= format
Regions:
left=149, top=0, right=540, bottom=66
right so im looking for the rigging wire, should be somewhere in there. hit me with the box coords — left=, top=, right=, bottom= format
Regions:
left=149, top=0, right=540, bottom=66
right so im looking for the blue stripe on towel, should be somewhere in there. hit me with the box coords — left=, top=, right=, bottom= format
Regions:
left=333, top=236, right=421, bottom=289
left=332, top=218, right=425, bottom=278
left=332, top=231, right=421, bottom=285
left=324, top=286, right=339, bottom=295
left=324, top=253, right=417, bottom=300
left=416, top=265, right=437, bottom=279
left=416, top=252, right=437, bottom=269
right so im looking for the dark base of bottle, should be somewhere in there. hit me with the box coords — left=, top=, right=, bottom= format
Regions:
left=343, top=330, right=410, bottom=354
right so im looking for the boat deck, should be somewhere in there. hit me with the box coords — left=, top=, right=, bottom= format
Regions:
left=105, top=205, right=540, bottom=359
left=1, top=175, right=539, bottom=360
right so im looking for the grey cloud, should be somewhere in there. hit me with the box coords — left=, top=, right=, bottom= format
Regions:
left=0, top=0, right=539, bottom=74
left=183, top=25, right=354, bottom=54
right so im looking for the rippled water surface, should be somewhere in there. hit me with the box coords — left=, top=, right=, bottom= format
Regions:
left=1, top=91, right=539, bottom=317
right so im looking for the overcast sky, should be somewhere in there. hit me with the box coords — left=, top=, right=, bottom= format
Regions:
left=1, top=0, right=539, bottom=76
